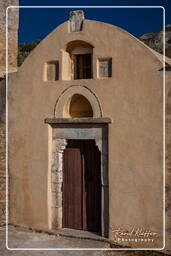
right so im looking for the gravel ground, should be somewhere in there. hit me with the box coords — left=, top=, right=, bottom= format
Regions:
left=0, top=226, right=169, bottom=256
left=0, top=226, right=110, bottom=256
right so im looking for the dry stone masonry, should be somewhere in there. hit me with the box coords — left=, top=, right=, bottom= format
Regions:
left=0, top=0, right=18, bottom=225
left=0, top=0, right=18, bottom=78
left=0, top=123, right=5, bottom=225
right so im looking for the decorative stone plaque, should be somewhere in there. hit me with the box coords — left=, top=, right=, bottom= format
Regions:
left=69, top=10, right=84, bottom=32
left=98, top=58, right=112, bottom=78
left=46, top=61, right=59, bottom=81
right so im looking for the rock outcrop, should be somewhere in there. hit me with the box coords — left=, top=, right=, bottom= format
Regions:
left=139, top=24, right=171, bottom=57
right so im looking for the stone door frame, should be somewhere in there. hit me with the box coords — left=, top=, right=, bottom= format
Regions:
left=45, top=118, right=111, bottom=237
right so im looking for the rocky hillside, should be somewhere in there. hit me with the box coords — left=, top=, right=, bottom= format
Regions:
left=139, top=24, right=171, bottom=57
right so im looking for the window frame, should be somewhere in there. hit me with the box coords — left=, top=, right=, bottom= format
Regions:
left=73, top=53, right=92, bottom=80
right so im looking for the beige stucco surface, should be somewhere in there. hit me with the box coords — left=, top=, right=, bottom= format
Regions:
left=166, top=71, right=171, bottom=252
left=8, top=19, right=163, bottom=248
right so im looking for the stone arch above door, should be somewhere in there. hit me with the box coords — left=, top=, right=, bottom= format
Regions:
left=54, top=86, right=102, bottom=118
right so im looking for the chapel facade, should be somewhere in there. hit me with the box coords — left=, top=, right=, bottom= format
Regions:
left=8, top=10, right=167, bottom=248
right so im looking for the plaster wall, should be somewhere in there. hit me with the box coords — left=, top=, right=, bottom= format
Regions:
left=8, top=19, right=163, bottom=247
left=166, top=71, right=171, bottom=251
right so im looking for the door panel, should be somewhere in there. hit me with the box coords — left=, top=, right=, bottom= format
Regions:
left=83, top=141, right=101, bottom=232
left=62, top=146, right=82, bottom=229
left=62, top=140, right=101, bottom=233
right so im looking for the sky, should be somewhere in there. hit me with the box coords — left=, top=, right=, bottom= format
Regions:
left=17, top=0, right=171, bottom=44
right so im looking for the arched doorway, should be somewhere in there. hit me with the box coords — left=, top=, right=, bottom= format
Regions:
left=47, top=86, right=110, bottom=237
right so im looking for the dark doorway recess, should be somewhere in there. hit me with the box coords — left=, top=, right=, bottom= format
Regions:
left=62, top=139, right=101, bottom=234
left=74, top=54, right=92, bottom=79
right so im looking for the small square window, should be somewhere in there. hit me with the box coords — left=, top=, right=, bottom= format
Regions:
left=98, top=58, right=112, bottom=78
left=46, top=61, right=59, bottom=81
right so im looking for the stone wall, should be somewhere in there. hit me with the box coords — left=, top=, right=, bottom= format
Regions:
left=0, top=79, right=6, bottom=123
left=0, top=122, right=5, bottom=225
left=0, top=79, right=6, bottom=225
left=0, top=0, right=19, bottom=78
left=0, top=0, right=18, bottom=225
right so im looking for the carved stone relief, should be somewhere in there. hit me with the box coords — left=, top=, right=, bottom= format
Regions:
left=69, top=10, right=85, bottom=32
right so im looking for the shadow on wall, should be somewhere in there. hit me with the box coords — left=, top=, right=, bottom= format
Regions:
left=64, top=94, right=93, bottom=118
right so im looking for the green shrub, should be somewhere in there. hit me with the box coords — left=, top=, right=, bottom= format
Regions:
left=17, top=40, right=41, bottom=66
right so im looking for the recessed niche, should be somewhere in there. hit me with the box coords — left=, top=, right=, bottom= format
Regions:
left=98, top=58, right=112, bottom=78
left=64, top=94, right=93, bottom=118
left=62, top=40, right=93, bottom=80
left=46, top=61, right=59, bottom=81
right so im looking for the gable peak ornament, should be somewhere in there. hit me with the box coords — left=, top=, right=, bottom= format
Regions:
left=69, top=10, right=85, bottom=32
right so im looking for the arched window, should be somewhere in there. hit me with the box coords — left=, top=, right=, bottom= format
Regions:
left=62, top=40, right=93, bottom=80
left=54, top=86, right=102, bottom=118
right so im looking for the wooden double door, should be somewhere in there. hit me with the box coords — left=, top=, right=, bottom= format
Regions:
left=62, top=139, right=101, bottom=234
